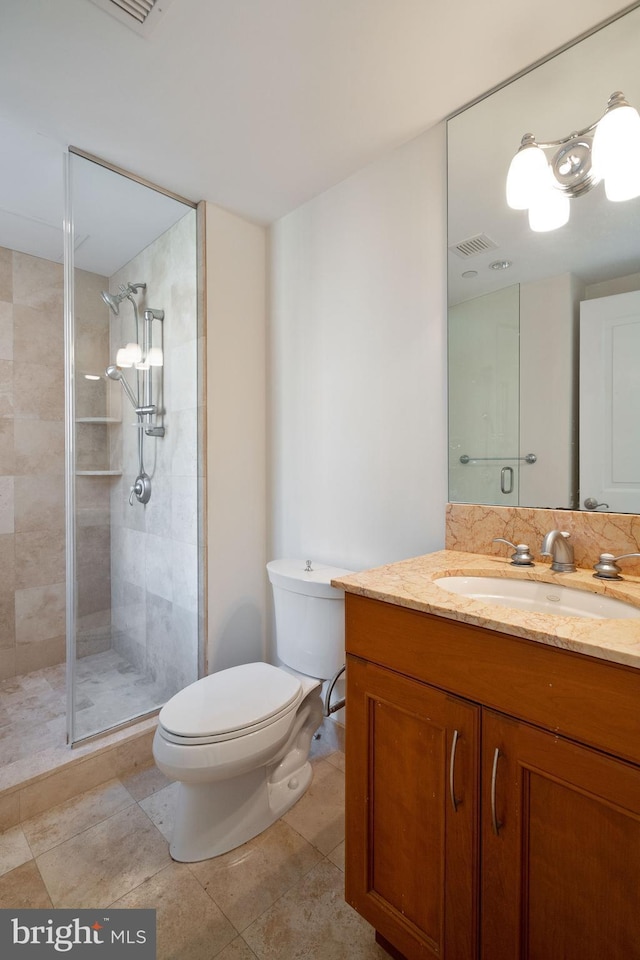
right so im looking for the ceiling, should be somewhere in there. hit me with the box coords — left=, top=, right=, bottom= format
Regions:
left=0, top=0, right=634, bottom=270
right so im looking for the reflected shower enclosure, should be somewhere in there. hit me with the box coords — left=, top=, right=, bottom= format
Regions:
left=66, top=150, right=202, bottom=744
left=448, top=285, right=520, bottom=505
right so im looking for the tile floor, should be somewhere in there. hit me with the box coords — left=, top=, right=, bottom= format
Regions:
left=0, top=719, right=388, bottom=960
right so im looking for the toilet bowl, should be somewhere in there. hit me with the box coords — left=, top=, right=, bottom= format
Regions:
left=152, top=559, right=352, bottom=862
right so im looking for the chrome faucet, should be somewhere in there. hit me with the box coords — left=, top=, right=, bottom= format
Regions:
left=541, top=530, right=576, bottom=573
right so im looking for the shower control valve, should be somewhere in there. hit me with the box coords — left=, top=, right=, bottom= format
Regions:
left=129, top=472, right=152, bottom=506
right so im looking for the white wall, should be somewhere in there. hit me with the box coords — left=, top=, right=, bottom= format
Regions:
left=205, top=203, right=268, bottom=674
left=269, top=124, right=448, bottom=577
left=585, top=271, right=640, bottom=300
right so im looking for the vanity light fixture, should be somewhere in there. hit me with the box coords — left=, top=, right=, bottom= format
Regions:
left=506, top=91, right=640, bottom=231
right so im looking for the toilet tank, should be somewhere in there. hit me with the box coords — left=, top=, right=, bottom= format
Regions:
left=267, top=559, right=354, bottom=680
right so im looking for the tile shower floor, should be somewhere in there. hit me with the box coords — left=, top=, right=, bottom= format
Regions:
left=0, top=719, right=387, bottom=960
left=0, top=652, right=169, bottom=777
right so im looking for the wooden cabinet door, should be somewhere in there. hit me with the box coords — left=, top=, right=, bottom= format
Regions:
left=346, top=655, right=480, bottom=960
left=482, top=710, right=640, bottom=960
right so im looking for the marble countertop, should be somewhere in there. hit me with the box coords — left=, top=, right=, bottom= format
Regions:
left=333, top=550, right=640, bottom=670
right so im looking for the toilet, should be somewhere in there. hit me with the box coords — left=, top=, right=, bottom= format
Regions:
left=152, top=558, right=353, bottom=862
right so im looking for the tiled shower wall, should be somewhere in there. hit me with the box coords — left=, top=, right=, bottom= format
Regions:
left=109, top=210, right=199, bottom=699
left=0, top=247, right=66, bottom=680
left=0, top=245, right=112, bottom=681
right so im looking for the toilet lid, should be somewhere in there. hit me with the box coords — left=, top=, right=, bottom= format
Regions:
left=158, top=662, right=303, bottom=740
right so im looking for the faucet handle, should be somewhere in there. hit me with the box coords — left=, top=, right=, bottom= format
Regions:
left=593, top=552, right=640, bottom=580
left=493, top=538, right=534, bottom=566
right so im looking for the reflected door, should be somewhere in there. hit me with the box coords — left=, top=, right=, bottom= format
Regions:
left=580, top=290, right=640, bottom=513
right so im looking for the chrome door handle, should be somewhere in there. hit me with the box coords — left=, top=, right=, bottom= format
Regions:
left=500, top=466, right=514, bottom=495
left=583, top=497, right=609, bottom=511
left=449, top=729, right=460, bottom=813
left=491, top=747, right=503, bottom=835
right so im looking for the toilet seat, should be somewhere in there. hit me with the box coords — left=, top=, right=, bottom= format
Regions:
left=158, top=662, right=303, bottom=746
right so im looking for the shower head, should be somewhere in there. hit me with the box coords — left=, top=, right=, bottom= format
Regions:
left=101, top=290, right=124, bottom=315
left=101, top=282, right=147, bottom=316
left=105, top=364, right=123, bottom=381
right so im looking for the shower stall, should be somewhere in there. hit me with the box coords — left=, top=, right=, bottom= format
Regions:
left=66, top=149, right=203, bottom=745
left=0, top=143, right=203, bottom=783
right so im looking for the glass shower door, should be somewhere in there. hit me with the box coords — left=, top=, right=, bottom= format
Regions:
left=65, top=149, right=202, bottom=744
left=448, top=284, right=521, bottom=505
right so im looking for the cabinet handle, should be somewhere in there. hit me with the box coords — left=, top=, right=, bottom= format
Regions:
left=449, top=729, right=460, bottom=813
left=491, top=747, right=503, bottom=835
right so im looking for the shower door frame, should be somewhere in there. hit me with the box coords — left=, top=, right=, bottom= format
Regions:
left=63, top=147, right=206, bottom=747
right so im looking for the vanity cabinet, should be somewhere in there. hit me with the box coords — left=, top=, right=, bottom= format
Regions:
left=347, top=656, right=480, bottom=959
left=344, top=593, right=640, bottom=960
left=481, top=710, right=640, bottom=960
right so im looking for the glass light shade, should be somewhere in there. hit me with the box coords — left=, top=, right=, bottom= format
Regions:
left=592, top=100, right=640, bottom=201
left=527, top=167, right=570, bottom=232
left=115, top=347, right=132, bottom=368
left=506, top=142, right=549, bottom=209
left=601, top=159, right=640, bottom=201
left=116, top=342, right=142, bottom=368
left=135, top=360, right=150, bottom=370
left=146, top=347, right=164, bottom=367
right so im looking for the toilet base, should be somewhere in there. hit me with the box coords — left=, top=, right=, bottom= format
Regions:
left=169, top=758, right=313, bottom=862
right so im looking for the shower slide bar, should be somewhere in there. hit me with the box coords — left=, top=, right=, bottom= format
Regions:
left=101, top=282, right=165, bottom=505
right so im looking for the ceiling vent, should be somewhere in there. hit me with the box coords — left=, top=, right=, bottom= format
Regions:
left=448, top=233, right=499, bottom=259
left=87, top=0, right=174, bottom=35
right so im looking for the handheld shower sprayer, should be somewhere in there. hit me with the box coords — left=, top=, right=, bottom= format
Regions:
left=105, top=364, right=139, bottom=411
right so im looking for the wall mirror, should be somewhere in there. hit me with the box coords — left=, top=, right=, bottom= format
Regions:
left=447, top=2, right=640, bottom=513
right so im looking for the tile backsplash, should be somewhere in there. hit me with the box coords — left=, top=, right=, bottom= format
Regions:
left=446, top=503, right=640, bottom=577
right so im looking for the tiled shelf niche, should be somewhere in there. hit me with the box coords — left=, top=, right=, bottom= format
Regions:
left=76, top=470, right=122, bottom=476
left=76, top=417, right=121, bottom=423
left=75, top=416, right=121, bottom=476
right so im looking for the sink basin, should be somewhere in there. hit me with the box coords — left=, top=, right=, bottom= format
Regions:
left=433, top=576, right=640, bottom=619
